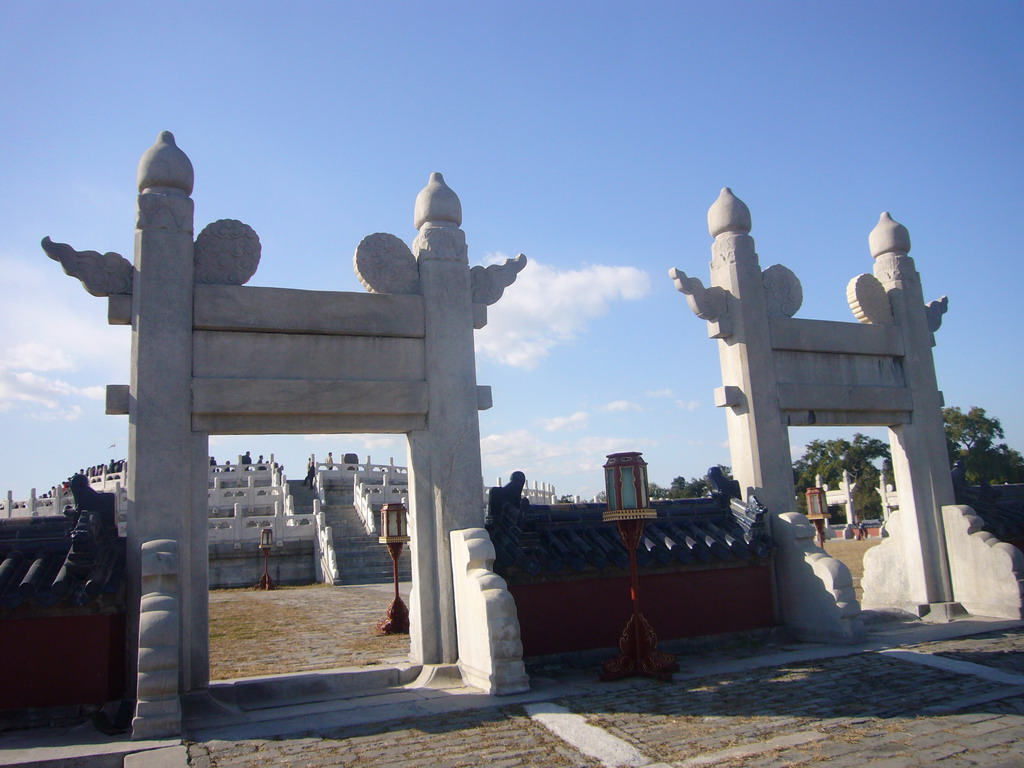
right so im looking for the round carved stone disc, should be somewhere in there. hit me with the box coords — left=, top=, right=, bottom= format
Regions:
left=354, top=232, right=420, bottom=295
left=847, top=273, right=893, bottom=324
left=194, top=219, right=261, bottom=285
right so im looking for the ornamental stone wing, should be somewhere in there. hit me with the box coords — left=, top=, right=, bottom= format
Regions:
left=926, top=295, right=949, bottom=333
left=41, top=237, right=133, bottom=297
left=470, top=254, right=527, bottom=306
left=668, top=267, right=728, bottom=322
left=193, top=219, right=261, bottom=285
left=353, top=232, right=421, bottom=295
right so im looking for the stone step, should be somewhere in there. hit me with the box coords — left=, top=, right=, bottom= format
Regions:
left=317, top=502, right=411, bottom=585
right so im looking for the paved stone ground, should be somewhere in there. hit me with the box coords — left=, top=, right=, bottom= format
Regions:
left=193, top=587, right=1024, bottom=768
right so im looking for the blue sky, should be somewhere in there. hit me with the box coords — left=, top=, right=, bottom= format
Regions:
left=2, top=2, right=1022, bottom=501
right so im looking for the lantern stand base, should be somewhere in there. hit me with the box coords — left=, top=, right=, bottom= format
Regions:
left=254, top=547, right=275, bottom=591
left=377, top=541, right=409, bottom=635
left=600, top=517, right=678, bottom=682
left=600, top=612, right=678, bottom=682
left=376, top=597, right=410, bottom=635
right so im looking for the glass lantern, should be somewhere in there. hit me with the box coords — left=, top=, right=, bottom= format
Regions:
left=379, top=502, right=410, bottom=543
left=603, top=452, right=656, bottom=522
left=805, top=487, right=829, bottom=520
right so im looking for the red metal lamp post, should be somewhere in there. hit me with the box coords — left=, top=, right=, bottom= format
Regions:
left=377, top=502, right=410, bottom=635
left=600, top=452, right=678, bottom=681
left=255, top=527, right=275, bottom=590
left=805, top=486, right=831, bottom=549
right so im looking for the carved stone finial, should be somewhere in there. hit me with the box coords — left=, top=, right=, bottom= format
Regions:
left=194, top=219, right=261, bottom=285
left=471, top=254, right=527, bottom=305
left=707, top=187, right=752, bottom=238
left=41, top=237, right=133, bottom=297
left=868, top=212, right=911, bottom=258
left=414, top=172, right=462, bottom=230
left=137, top=131, right=194, bottom=196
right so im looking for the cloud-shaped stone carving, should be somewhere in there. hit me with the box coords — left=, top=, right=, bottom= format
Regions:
left=41, top=237, right=133, bottom=297
left=471, top=254, right=527, bottom=305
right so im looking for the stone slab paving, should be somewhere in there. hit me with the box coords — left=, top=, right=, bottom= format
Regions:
left=188, top=623, right=1024, bottom=768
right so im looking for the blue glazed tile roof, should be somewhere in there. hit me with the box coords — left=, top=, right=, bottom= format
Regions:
left=955, top=482, right=1024, bottom=542
left=486, top=487, right=773, bottom=581
left=0, top=488, right=125, bottom=613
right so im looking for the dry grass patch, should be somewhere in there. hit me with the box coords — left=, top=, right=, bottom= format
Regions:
left=208, top=583, right=410, bottom=679
left=822, top=538, right=881, bottom=602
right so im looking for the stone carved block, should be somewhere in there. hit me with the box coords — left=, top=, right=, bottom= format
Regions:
left=669, top=267, right=732, bottom=337
left=194, top=219, right=261, bottom=285
left=353, top=232, right=420, bottom=295
left=132, top=539, right=181, bottom=740
left=761, top=264, right=802, bottom=318
left=470, top=254, right=527, bottom=305
left=942, top=504, right=1023, bottom=619
left=925, top=295, right=949, bottom=333
left=771, top=512, right=865, bottom=643
left=450, top=527, right=529, bottom=695
left=413, top=225, right=468, bottom=264
left=873, top=252, right=919, bottom=287
left=41, top=237, right=133, bottom=297
left=847, top=273, right=894, bottom=324
left=136, top=192, right=194, bottom=233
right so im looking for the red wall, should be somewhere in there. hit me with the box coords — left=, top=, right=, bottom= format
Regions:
left=0, top=612, right=126, bottom=709
left=510, top=564, right=775, bottom=657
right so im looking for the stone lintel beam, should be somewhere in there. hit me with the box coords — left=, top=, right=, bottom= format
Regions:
left=777, top=383, right=913, bottom=414
left=769, top=317, right=904, bottom=357
left=193, top=413, right=426, bottom=435
left=784, top=409, right=912, bottom=427
left=108, top=294, right=132, bottom=325
left=477, top=385, right=493, bottom=411
left=193, top=285, right=424, bottom=338
left=106, top=384, right=130, bottom=415
left=191, top=378, right=427, bottom=418
left=714, top=385, right=744, bottom=408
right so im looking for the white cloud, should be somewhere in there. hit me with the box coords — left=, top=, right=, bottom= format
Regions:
left=540, top=411, right=589, bottom=432
left=645, top=388, right=674, bottom=399
left=0, top=254, right=130, bottom=418
left=480, top=429, right=654, bottom=488
left=675, top=399, right=700, bottom=411
left=475, top=256, right=650, bottom=369
left=6, top=341, right=75, bottom=372
left=602, top=400, right=642, bottom=412
left=0, top=370, right=98, bottom=417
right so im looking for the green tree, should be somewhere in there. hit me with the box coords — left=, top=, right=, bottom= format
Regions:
left=792, top=434, right=891, bottom=521
left=555, top=494, right=575, bottom=504
left=943, top=406, right=1024, bottom=485
left=666, top=465, right=732, bottom=498
left=647, top=482, right=668, bottom=500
